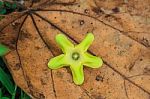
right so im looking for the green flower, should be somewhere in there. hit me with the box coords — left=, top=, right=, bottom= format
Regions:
left=48, top=33, right=103, bottom=85
left=0, top=44, right=9, bottom=56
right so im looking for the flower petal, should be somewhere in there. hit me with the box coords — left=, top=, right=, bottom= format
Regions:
left=0, top=44, right=9, bottom=56
left=48, top=54, right=68, bottom=69
left=70, top=64, right=84, bottom=85
left=76, top=33, right=94, bottom=52
left=56, top=34, right=74, bottom=53
left=83, top=52, right=103, bottom=68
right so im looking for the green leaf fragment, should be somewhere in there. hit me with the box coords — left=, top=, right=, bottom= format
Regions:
left=0, top=67, right=14, bottom=95
left=0, top=1, right=4, bottom=7
left=2, top=97, right=10, bottom=99
left=11, top=3, right=17, bottom=9
left=0, top=88, right=2, bottom=98
left=21, top=90, right=30, bottom=99
left=0, top=44, right=9, bottom=56
left=0, top=9, right=6, bottom=14
left=5, top=2, right=17, bottom=9
left=11, top=85, right=17, bottom=99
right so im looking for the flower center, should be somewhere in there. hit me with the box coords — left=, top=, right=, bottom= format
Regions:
left=72, top=52, right=80, bottom=60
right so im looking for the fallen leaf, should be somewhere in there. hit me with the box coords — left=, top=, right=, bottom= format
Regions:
left=0, top=0, right=150, bottom=99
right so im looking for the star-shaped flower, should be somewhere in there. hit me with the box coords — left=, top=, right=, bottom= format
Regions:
left=48, top=33, right=103, bottom=85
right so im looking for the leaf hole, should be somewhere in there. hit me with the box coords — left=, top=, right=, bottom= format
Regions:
left=95, top=75, right=103, bottom=82
left=84, top=9, right=89, bottom=14
left=79, top=20, right=84, bottom=25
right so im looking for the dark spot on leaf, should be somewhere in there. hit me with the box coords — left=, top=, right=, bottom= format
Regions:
left=84, top=9, right=89, bottom=14
left=140, top=58, right=143, bottom=61
left=56, top=71, right=64, bottom=78
left=35, top=46, right=41, bottom=50
left=118, top=50, right=126, bottom=56
left=32, top=92, right=45, bottom=99
left=39, top=93, right=45, bottom=99
left=26, top=76, right=33, bottom=89
left=79, top=20, right=84, bottom=25
left=61, top=19, right=66, bottom=23
left=105, top=14, right=111, bottom=18
left=19, top=30, right=31, bottom=40
left=141, top=37, right=150, bottom=47
left=129, top=43, right=132, bottom=47
left=10, top=38, right=16, bottom=44
left=92, top=94, right=105, bottom=99
left=90, top=88, right=93, bottom=91
left=40, top=78, right=47, bottom=85
left=92, top=7, right=104, bottom=14
left=12, top=22, right=20, bottom=29
left=141, top=77, right=143, bottom=80
left=14, top=63, right=21, bottom=70
left=114, top=46, right=117, bottom=49
left=66, top=67, right=71, bottom=74
left=112, top=7, right=120, bottom=13
left=112, top=73, right=115, bottom=76
left=32, top=0, right=41, bottom=3
left=95, top=75, right=103, bottom=82
left=143, top=67, right=150, bottom=75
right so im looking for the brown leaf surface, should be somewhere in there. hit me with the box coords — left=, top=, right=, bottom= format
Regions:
left=0, top=0, right=150, bottom=99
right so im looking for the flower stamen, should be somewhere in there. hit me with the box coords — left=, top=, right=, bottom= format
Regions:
left=72, top=52, right=80, bottom=60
